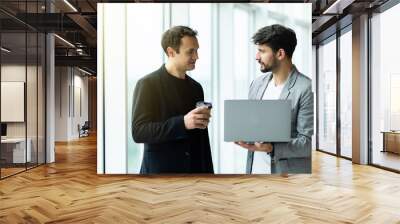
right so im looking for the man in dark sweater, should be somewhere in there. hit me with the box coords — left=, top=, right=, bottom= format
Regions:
left=131, top=26, right=214, bottom=174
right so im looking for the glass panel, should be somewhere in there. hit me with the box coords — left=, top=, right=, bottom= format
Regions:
left=340, top=30, right=352, bottom=158
left=1, top=29, right=28, bottom=177
left=26, top=0, right=40, bottom=170
left=38, top=32, right=45, bottom=165
left=0, top=1, right=46, bottom=179
left=218, top=6, right=251, bottom=173
left=318, top=38, right=337, bottom=154
left=189, top=3, right=214, bottom=166
left=189, top=4, right=212, bottom=102
left=126, top=4, right=163, bottom=173
left=27, top=31, right=38, bottom=169
left=371, top=3, right=400, bottom=171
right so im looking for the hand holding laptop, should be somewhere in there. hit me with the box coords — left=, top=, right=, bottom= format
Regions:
left=235, top=141, right=273, bottom=153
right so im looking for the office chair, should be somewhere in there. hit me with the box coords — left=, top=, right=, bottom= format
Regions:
left=79, top=121, right=90, bottom=138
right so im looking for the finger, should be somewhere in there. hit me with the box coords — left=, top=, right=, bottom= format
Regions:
left=195, top=119, right=210, bottom=125
left=247, top=143, right=258, bottom=151
left=195, top=123, right=207, bottom=129
left=246, top=146, right=257, bottom=151
left=236, top=143, right=249, bottom=149
left=195, top=120, right=209, bottom=126
left=255, top=143, right=270, bottom=152
left=254, top=142, right=263, bottom=148
left=241, top=142, right=254, bottom=148
left=237, top=142, right=255, bottom=150
left=192, top=106, right=209, bottom=114
left=194, top=121, right=208, bottom=129
left=195, top=114, right=210, bottom=119
left=237, top=141, right=248, bottom=147
left=204, top=108, right=211, bottom=114
left=194, top=120, right=210, bottom=128
left=198, top=110, right=211, bottom=117
left=191, top=106, right=207, bottom=114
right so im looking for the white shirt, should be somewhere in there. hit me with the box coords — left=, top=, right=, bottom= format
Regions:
left=251, top=75, right=289, bottom=174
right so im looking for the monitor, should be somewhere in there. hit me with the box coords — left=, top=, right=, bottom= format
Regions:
left=1, top=123, right=7, bottom=137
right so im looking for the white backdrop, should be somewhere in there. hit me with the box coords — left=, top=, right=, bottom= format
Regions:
left=97, top=3, right=312, bottom=174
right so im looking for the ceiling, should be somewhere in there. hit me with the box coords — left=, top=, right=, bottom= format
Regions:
left=0, top=0, right=392, bottom=75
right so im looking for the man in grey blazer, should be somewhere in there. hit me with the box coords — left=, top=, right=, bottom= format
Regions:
left=236, top=24, right=314, bottom=174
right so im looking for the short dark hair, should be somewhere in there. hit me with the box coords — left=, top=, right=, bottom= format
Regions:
left=161, top=26, right=198, bottom=55
left=252, top=24, right=297, bottom=58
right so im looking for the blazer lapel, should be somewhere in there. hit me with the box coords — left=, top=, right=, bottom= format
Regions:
left=256, top=73, right=273, bottom=100
left=279, top=66, right=299, bottom=100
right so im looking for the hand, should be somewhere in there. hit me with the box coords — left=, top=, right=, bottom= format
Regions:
left=235, top=141, right=273, bottom=153
left=184, top=106, right=211, bottom=130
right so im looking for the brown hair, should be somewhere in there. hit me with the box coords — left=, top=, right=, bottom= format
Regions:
left=161, top=26, right=198, bottom=55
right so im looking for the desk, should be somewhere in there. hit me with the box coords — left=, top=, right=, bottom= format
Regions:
left=1, top=138, right=31, bottom=163
left=381, top=131, right=400, bottom=154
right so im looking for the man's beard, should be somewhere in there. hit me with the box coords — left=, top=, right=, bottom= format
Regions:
left=259, top=58, right=278, bottom=73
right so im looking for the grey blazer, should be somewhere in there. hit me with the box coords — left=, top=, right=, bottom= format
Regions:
left=246, top=65, right=314, bottom=174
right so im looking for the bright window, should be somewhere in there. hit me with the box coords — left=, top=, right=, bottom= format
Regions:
left=318, top=38, right=337, bottom=154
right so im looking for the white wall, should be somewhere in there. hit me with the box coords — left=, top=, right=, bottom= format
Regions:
left=100, top=3, right=128, bottom=174
left=1, top=82, right=25, bottom=122
left=1, top=65, right=37, bottom=138
left=74, top=71, right=89, bottom=136
left=55, top=67, right=89, bottom=141
left=55, top=67, right=68, bottom=141
left=1, top=63, right=46, bottom=164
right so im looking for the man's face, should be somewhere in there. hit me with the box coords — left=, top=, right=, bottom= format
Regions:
left=171, top=36, right=199, bottom=72
left=255, top=44, right=279, bottom=73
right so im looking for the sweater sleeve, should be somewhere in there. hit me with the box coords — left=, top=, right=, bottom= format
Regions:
left=131, top=79, right=188, bottom=144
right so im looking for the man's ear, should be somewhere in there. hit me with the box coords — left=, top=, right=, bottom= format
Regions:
left=166, top=47, right=176, bottom=58
left=276, top=49, right=286, bottom=60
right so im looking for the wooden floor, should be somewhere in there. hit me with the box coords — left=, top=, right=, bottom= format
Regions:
left=0, top=167, right=26, bottom=178
left=372, top=150, right=400, bottom=171
left=1, top=135, right=400, bottom=223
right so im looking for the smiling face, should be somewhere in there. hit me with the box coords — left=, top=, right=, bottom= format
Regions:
left=167, top=36, right=199, bottom=72
left=255, top=44, right=279, bottom=73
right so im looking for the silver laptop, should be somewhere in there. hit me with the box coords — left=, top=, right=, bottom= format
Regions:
left=224, top=100, right=291, bottom=142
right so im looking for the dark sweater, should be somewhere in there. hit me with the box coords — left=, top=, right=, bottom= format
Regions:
left=131, top=64, right=214, bottom=174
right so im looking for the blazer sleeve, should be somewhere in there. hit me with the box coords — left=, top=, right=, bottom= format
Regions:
left=273, top=84, right=314, bottom=159
left=131, top=79, right=188, bottom=144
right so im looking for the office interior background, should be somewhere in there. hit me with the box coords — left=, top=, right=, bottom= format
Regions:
left=1, top=0, right=400, bottom=176
left=1, top=0, right=400, bottom=222
left=97, top=3, right=311, bottom=174
left=0, top=0, right=97, bottom=179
